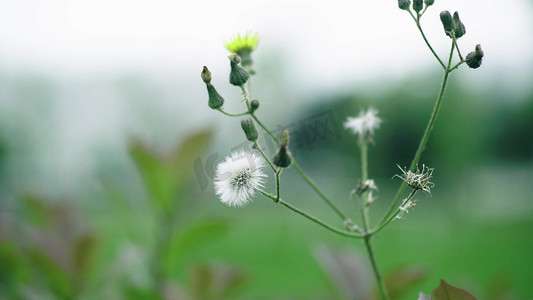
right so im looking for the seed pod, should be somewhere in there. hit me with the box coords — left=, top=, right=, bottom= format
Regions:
left=273, top=130, right=292, bottom=168
left=465, top=44, right=483, bottom=69
left=413, top=0, right=423, bottom=13
left=229, top=55, right=249, bottom=86
left=452, top=11, right=466, bottom=38
left=398, top=0, right=411, bottom=10
left=440, top=11, right=454, bottom=36
left=250, top=100, right=260, bottom=113
left=201, top=66, right=212, bottom=84
left=241, top=118, right=258, bottom=142
left=206, top=83, right=224, bottom=109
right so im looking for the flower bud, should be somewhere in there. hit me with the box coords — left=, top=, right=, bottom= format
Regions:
left=398, top=0, right=411, bottom=10
left=273, top=130, right=291, bottom=168
left=413, top=0, right=423, bottom=13
left=241, top=118, right=258, bottom=142
left=229, top=55, right=249, bottom=86
left=440, top=11, right=454, bottom=35
left=201, top=66, right=211, bottom=84
left=424, top=0, right=434, bottom=6
left=250, top=99, right=260, bottom=113
left=465, top=44, right=483, bottom=69
left=206, top=83, right=224, bottom=109
left=452, top=11, right=466, bottom=38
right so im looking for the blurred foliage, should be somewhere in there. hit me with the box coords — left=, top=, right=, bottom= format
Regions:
left=0, top=68, right=532, bottom=299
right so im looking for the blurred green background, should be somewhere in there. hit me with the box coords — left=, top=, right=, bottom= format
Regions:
left=1, top=0, right=532, bottom=299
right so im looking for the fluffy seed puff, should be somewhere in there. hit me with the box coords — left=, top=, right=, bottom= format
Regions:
left=344, top=108, right=382, bottom=142
left=215, top=151, right=267, bottom=207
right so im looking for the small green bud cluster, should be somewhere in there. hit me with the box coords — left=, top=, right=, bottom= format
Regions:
left=398, top=0, right=433, bottom=12
left=229, top=55, right=250, bottom=87
left=465, top=44, right=484, bottom=69
left=250, top=100, right=260, bottom=113
left=201, top=66, right=225, bottom=109
left=440, top=10, right=466, bottom=39
left=273, top=130, right=292, bottom=168
left=241, top=118, right=259, bottom=142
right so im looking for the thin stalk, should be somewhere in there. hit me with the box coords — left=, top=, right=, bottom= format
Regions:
left=409, top=11, right=446, bottom=70
left=217, top=109, right=249, bottom=117
left=252, top=114, right=349, bottom=221
left=371, top=189, right=417, bottom=236
left=359, top=140, right=370, bottom=230
left=452, top=36, right=464, bottom=61
left=275, top=169, right=282, bottom=202
left=378, top=42, right=455, bottom=226
left=254, top=142, right=276, bottom=171
left=258, top=190, right=362, bottom=238
left=364, top=235, right=389, bottom=300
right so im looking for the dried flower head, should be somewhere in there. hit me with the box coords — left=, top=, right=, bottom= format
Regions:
left=394, top=164, right=434, bottom=194
left=215, top=151, right=267, bottom=207
left=395, top=199, right=418, bottom=220
left=344, top=108, right=382, bottom=141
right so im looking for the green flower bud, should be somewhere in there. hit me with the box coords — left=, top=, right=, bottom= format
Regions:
left=273, top=130, right=291, bottom=168
left=413, top=0, right=423, bottom=13
left=250, top=100, right=260, bottom=113
left=465, top=44, right=483, bottom=69
left=440, top=11, right=454, bottom=35
left=229, top=55, right=249, bottom=86
left=241, top=118, right=258, bottom=142
left=452, top=11, right=466, bottom=38
left=398, top=0, right=411, bottom=10
left=424, top=0, right=434, bottom=6
left=201, top=66, right=211, bottom=84
left=206, top=83, right=224, bottom=109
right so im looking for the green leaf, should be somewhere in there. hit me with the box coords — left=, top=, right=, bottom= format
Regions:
left=163, top=219, right=230, bottom=276
left=130, top=128, right=213, bottom=213
left=384, top=266, right=429, bottom=299
left=71, top=233, right=98, bottom=288
left=130, top=142, right=176, bottom=212
left=431, top=279, right=477, bottom=300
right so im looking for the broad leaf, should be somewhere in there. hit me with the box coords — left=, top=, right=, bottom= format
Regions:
left=431, top=279, right=477, bottom=300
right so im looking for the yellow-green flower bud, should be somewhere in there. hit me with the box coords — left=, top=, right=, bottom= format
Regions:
left=273, top=130, right=291, bottom=168
left=398, top=0, right=411, bottom=10
left=440, top=11, right=454, bottom=35
left=229, top=55, right=249, bottom=87
left=413, top=0, right=423, bottom=13
left=241, top=118, right=258, bottom=142
left=201, top=66, right=211, bottom=84
left=465, top=44, right=483, bottom=69
left=250, top=100, right=260, bottom=113
left=206, top=83, right=224, bottom=109
left=424, top=0, right=434, bottom=6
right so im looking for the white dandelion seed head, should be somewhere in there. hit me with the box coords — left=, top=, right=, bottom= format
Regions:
left=344, top=108, right=382, bottom=139
left=214, top=150, right=267, bottom=207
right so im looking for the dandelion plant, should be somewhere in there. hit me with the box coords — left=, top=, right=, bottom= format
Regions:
left=201, top=1, right=484, bottom=298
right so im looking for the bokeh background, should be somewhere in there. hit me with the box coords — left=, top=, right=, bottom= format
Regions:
left=1, top=0, right=532, bottom=299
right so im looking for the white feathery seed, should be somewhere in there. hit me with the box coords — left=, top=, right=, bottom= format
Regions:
left=214, top=150, right=267, bottom=207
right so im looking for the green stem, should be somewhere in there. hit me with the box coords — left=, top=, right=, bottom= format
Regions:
left=254, top=142, right=276, bottom=171
left=409, top=11, right=446, bottom=70
left=364, top=235, right=390, bottom=300
left=275, top=169, right=282, bottom=202
left=252, top=114, right=349, bottom=221
left=378, top=42, right=455, bottom=227
left=258, top=190, right=362, bottom=238
left=217, top=108, right=250, bottom=117
left=359, top=140, right=370, bottom=230
left=371, top=189, right=417, bottom=236
left=452, top=36, right=464, bottom=61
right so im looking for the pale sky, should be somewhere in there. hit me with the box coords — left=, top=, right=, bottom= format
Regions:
left=0, top=0, right=531, bottom=197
